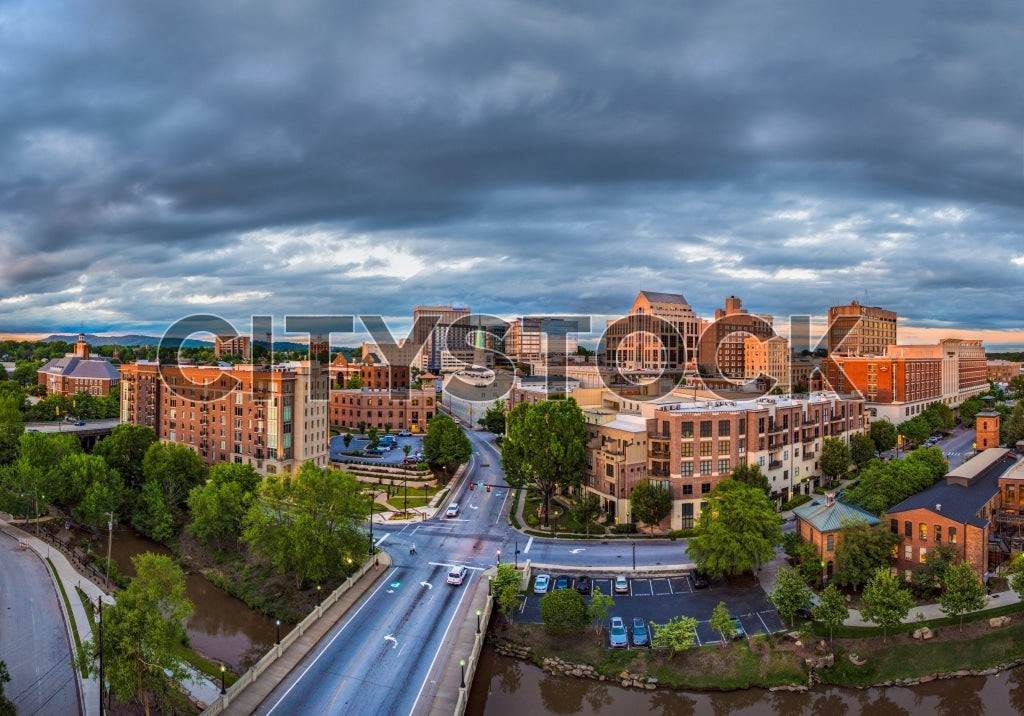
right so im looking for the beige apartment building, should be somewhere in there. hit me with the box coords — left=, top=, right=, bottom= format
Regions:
left=604, top=291, right=702, bottom=373
left=120, top=360, right=329, bottom=475
left=827, top=301, right=898, bottom=357
left=744, top=335, right=791, bottom=391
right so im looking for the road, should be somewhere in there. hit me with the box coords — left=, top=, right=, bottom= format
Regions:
left=0, top=531, right=80, bottom=715
left=255, top=428, right=704, bottom=715
left=24, top=419, right=119, bottom=434
left=879, top=424, right=977, bottom=469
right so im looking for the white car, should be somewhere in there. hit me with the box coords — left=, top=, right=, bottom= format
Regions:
left=614, top=575, right=629, bottom=594
left=446, top=565, right=468, bottom=586
left=446, top=503, right=459, bottom=518
left=533, top=574, right=551, bottom=594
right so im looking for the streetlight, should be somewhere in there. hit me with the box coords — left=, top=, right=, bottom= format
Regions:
left=275, top=619, right=281, bottom=645
left=632, top=542, right=636, bottom=570
left=220, top=664, right=226, bottom=695
left=514, top=539, right=520, bottom=569
left=367, top=492, right=374, bottom=557
left=476, top=609, right=482, bottom=635
left=460, top=659, right=466, bottom=689
left=105, top=513, right=114, bottom=589
left=317, top=584, right=322, bottom=607
left=488, top=576, right=492, bottom=595
left=496, top=549, right=501, bottom=567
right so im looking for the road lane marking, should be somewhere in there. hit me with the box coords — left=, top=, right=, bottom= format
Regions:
left=524, top=537, right=533, bottom=554
left=410, top=571, right=477, bottom=715
left=757, top=612, right=770, bottom=633
left=265, top=567, right=400, bottom=715
left=375, top=533, right=390, bottom=547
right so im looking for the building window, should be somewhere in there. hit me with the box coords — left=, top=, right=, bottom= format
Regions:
left=682, top=484, right=693, bottom=495
left=919, top=547, right=927, bottom=564
left=904, top=521, right=912, bottom=538
left=680, top=462, right=693, bottom=476
left=605, top=464, right=614, bottom=478
left=718, top=420, right=730, bottom=436
left=700, top=421, right=713, bottom=437
left=826, top=534, right=834, bottom=552
left=904, top=544, right=912, bottom=561
left=700, top=442, right=712, bottom=456
left=701, top=482, right=711, bottom=494
left=718, top=441, right=730, bottom=455
left=934, top=525, right=942, bottom=543
left=681, top=421, right=693, bottom=436
left=681, top=444, right=693, bottom=457
left=890, top=519, right=898, bottom=534
left=1008, top=484, right=1017, bottom=504
left=919, top=523, right=927, bottom=541
left=681, top=503, right=694, bottom=529
left=718, top=459, right=730, bottom=474
left=949, top=527, right=957, bottom=544
left=700, top=460, right=712, bottom=476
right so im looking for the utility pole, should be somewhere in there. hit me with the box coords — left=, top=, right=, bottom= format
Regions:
left=105, top=513, right=114, bottom=589
left=97, top=597, right=104, bottom=715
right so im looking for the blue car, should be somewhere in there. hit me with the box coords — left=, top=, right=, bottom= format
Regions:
left=631, top=618, right=649, bottom=647
left=609, top=617, right=628, bottom=648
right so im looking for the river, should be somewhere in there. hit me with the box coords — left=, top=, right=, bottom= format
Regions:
left=93, top=524, right=283, bottom=673
left=468, top=648, right=1024, bottom=715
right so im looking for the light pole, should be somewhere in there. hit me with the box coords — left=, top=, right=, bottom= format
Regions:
left=476, top=609, right=482, bottom=635
left=632, top=542, right=636, bottom=570
left=97, top=597, right=104, bottom=716
left=275, top=619, right=281, bottom=645
left=105, top=513, right=114, bottom=589
left=220, top=664, right=226, bottom=695
left=460, top=659, right=466, bottom=689
left=367, top=491, right=374, bottom=557
left=514, top=539, right=519, bottom=569
left=317, top=584, right=322, bottom=607
left=496, top=549, right=501, bottom=567
left=488, top=576, right=492, bottom=596
left=404, top=474, right=408, bottom=515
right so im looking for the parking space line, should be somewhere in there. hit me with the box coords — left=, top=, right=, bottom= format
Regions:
left=757, top=612, right=770, bottom=633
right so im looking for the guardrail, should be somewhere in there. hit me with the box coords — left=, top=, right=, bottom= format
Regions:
left=452, top=593, right=494, bottom=716
left=200, top=556, right=378, bottom=715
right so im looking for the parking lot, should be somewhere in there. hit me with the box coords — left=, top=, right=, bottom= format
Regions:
left=519, top=574, right=786, bottom=646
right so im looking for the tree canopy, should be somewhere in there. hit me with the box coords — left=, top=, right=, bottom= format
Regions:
left=832, top=519, right=902, bottom=591
left=479, top=399, right=506, bottom=434
left=729, top=461, right=770, bottom=496
left=501, top=399, right=586, bottom=527
left=769, top=566, right=813, bottom=627
left=421, top=413, right=472, bottom=477
left=686, top=479, right=782, bottom=577
left=869, top=420, right=898, bottom=454
left=820, top=437, right=851, bottom=481
left=843, top=449, right=947, bottom=516
left=630, top=479, right=672, bottom=533
left=939, top=562, right=986, bottom=632
left=95, top=424, right=158, bottom=491
left=860, top=567, right=915, bottom=642
left=849, top=433, right=876, bottom=470
left=540, top=588, right=590, bottom=635
left=816, top=583, right=850, bottom=643
left=649, top=615, right=699, bottom=658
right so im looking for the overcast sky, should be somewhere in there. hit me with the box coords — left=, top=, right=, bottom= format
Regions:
left=2, top=2, right=1024, bottom=348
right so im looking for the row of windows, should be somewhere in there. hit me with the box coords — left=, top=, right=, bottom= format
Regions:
left=891, top=519, right=958, bottom=544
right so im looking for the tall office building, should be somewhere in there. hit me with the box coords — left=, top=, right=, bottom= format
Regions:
left=604, top=291, right=702, bottom=373
left=827, top=301, right=897, bottom=357
left=412, top=305, right=472, bottom=373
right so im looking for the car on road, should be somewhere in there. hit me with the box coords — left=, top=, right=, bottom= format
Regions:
left=397, top=430, right=413, bottom=437
left=609, top=617, right=628, bottom=648
left=403, top=457, right=419, bottom=465
left=729, top=617, right=745, bottom=640
left=74, top=420, right=86, bottom=426
left=446, top=565, right=468, bottom=586
left=691, top=570, right=710, bottom=589
left=533, top=574, right=551, bottom=594
left=446, top=503, right=459, bottom=518
left=631, top=618, right=649, bottom=647
left=614, top=575, right=629, bottom=594
left=575, top=576, right=591, bottom=595
left=554, top=575, right=572, bottom=591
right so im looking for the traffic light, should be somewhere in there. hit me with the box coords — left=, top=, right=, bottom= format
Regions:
left=486, top=485, right=491, bottom=493
left=469, top=482, right=475, bottom=490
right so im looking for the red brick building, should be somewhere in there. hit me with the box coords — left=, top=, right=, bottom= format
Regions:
left=37, top=333, right=121, bottom=398
left=328, top=375, right=437, bottom=433
left=794, top=492, right=881, bottom=582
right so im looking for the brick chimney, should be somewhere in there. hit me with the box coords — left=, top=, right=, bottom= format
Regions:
left=825, top=491, right=836, bottom=507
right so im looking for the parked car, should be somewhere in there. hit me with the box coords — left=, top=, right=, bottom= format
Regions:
left=74, top=420, right=86, bottom=426
left=403, top=457, right=419, bottom=465
left=446, top=565, right=468, bottom=586
left=554, top=575, right=571, bottom=591
left=614, top=575, right=629, bottom=594
left=446, top=503, right=459, bottom=518
left=691, top=570, right=710, bottom=589
left=397, top=430, right=413, bottom=437
left=795, top=594, right=820, bottom=621
left=575, top=576, right=592, bottom=595
left=533, top=574, right=551, bottom=594
left=631, top=618, right=649, bottom=647
left=729, top=617, right=745, bottom=640
left=609, top=617, right=628, bottom=648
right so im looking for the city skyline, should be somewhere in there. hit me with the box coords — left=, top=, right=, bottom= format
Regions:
left=2, top=3, right=1024, bottom=346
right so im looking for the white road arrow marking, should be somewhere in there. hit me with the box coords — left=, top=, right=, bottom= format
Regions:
left=420, top=581, right=432, bottom=589
left=569, top=548, right=586, bottom=554
left=384, top=634, right=398, bottom=649
left=524, top=537, right=533, bottom=554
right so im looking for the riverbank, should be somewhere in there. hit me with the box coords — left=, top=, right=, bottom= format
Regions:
left=490, top=600, right=1024, bottom=692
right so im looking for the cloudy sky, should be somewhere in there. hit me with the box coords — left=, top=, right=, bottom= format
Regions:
left=2, top=1, right=1024, bottom=348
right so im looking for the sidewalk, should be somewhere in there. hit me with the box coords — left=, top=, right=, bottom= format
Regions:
left=843, top=588, right=1021, bottom=627
left=0, top=516, right=219, bottom=715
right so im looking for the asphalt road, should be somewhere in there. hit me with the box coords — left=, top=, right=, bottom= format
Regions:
left=878, top=424, right=977, bottom=469
left=0, top=532, right=80, bottom=715
left=23, top=419, right=119, bottom=434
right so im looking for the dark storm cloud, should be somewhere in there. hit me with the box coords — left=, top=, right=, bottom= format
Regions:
left=1, top=0, right=1023, bottom=342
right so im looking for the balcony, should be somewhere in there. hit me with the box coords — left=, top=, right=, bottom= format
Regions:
left=650, top=449, right=670, bottom=459
left=769, top=460, right=783, bottom=470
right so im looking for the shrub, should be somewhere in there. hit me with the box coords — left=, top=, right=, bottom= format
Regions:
left=666, top=529, right=695, bottom=539
left=611, top=523, right=637, bottom=534
left=781, top=494, right=812, bottom=511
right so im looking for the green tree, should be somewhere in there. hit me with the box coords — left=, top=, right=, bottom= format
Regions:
left=59, top=453, right=124, bottom=527
left=367, top=426, right=379, bottom=449
left=939, top=562, right=986, bottom=632
left=769, top=567, right=813, bottom=628
left=833, top=520, right=902, bottom=592
left=729, top=461, right=770, bottom=496
left=1008, top=553, right=1024, bottom=601
left=794, top=541, right=823, bottom=584
left=76, top=553, right=193, bottom=715
left=421, top=413, right=472, bottom=478
left=188, top=480, right=249, bottom=548
left=849, top=433, right=876, bottom=470
left=343, top=433, right=354, bottom=449
left=869, top=420, right=898, bottom=454
left=501, top=399, right=586, bottom=528
left=910, top=544, right=959, bottom=598
left=686, top=479, right=782, bottom=578
left=134, top=442, right=207, bottom=542
left=820, top=437, right=851, bottom=482
left=94, top=424, right=158, bottom=491
left=649, top=615, right=699, bottom=658
left=346, top=374, right=364, bottom=389
left=0, top=396, right=23, bottom=466
left=492, top=563, right=522, bottom=625
left=816, top=583, right=850, bottom=643
left=480, top=399, right=507, bottom=434
left=860, top=567, right=915, bottom=643
left=588, top=585, right=614, bottom=636
left=781, top=531, right=803, bottom=559
left=924, top=401, right=955, bottom=430
left=1009, top=375, right=1024, bottom=400
left=243, top=462, right=367, bottom=589
left=383, top=422, right=392, bottom=435
left=898, top=416, right=931, bottom=446
left=905, top=446, right=949, bottom=479
left=710, top=601, right=736, bottom=645
left=1005, top=401, right=1024, bottom=447
left=629, top=479, right=672, bottom=534
left=0, top=660, right=13, bottom=716
left=569, top=492, right=602, bottom=536
left=540, top=588, right=590, bottom=635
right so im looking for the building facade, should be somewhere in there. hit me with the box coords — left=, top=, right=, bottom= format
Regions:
left=698, top=296, right=774, bottom=378
left=826, top=301, right=898, bottom=357
left=604, top=291, right=701, bottom=374
left=744, top=335, right=791, bottom=391
left=989, top=360, right=1023, bottom=384
left=412, top=305, right=472, bottom=373
left=794, top=492, right=881, bottom=582
left=38, top=333, right=121, bottom=397
left=328, top=376, right=438, bottom=433
left=119, top=360, right=329, bottom=475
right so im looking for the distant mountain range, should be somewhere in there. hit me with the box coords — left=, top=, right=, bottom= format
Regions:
left=38, top=334, right=338, bottom=351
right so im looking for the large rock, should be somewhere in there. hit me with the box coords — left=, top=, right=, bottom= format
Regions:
left=989, top=616, right=1012, bottom=628
left=912, top=627, right=933, bottom=640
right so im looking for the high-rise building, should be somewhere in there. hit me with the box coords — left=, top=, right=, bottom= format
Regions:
left=412, top=305, right=472, bottom=373
left=214, top=335, right=251, bottom=360
left=744, top=335, right=791, bottom=391
left=119, top=360, right=329, bottom=475
left=827, top=301, right=897, bottom=357
left=697, top=296, right=775, bottom=378
left=503, top=317, right=579, bottom=367
left=604, top=291, right=701, bottom=373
